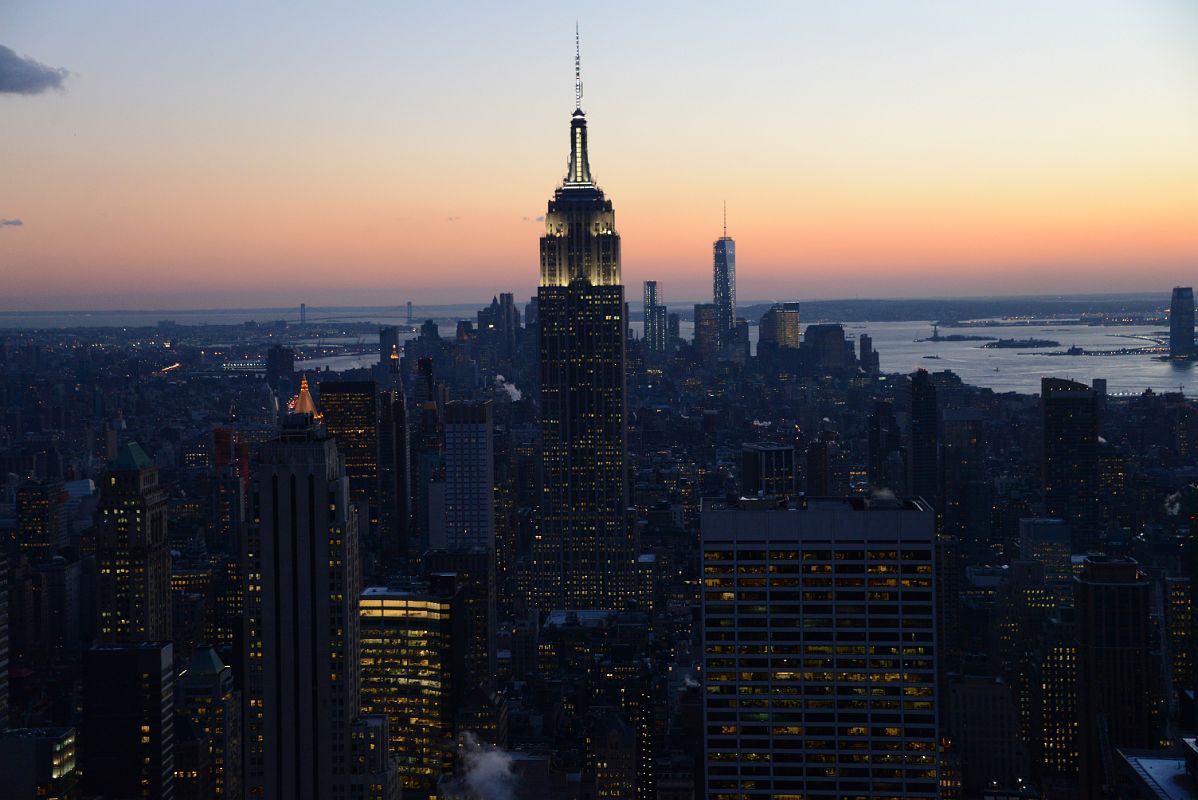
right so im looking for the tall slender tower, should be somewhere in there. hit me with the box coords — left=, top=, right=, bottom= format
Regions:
left=713, top=203, right=736, bottom=341
left=534, top=30, right=632, bottom=611
left=1170, top=286, right=1195, bottom=358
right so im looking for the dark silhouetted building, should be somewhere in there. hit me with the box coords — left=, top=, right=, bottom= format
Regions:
left=1170, top=286, right=1195, bottom=358
left=82, top=641, right=176, bottom=800
left=740, top=442, right=795, bottom=497
left=692, top=303, right=719, bottom=363
left=533, top=43, right=632, bottom=611
left=441, top=400, right=493, bottom=550
left=379, top=326, right=400, bottom=366
left=1074, top=556, right=1156, bottom=797
left=1042, top=378, right=1099, bottom=552
left=908, top=369, right=939, bottom=508
left=243, top=414, right=397, bottom=799
left=265, top=344, right=295, bottom=392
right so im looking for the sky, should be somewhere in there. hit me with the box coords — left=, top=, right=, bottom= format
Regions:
left=1, top=1, right=1197, bottom=310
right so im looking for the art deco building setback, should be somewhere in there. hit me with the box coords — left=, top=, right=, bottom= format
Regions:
left=534, top=32, right=633, bottom=611
left=701, top=497, right=939, bottom=799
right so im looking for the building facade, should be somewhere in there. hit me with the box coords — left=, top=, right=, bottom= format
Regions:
left=1170, top=286, right=1195, bottom=358
left=243, top=415, right=396, bottom=799
left=643, top=280, right=667, bottom=355
left=534, top=39, right=632, bottom=611
left=96, top=442, right=172, bottom=642
left=701, top=497, right=939, bottom=799
left=713, top=220, right=736, bottom=341
left=442, top=400, right=494, bottom=550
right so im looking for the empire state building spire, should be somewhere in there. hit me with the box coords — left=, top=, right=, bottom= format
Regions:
left=566, top=26, right=592, bottom=186
left=534, top=30, right=632, bottom=611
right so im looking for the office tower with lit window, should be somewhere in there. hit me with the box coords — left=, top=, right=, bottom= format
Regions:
left=534, top=34, right=632, bottom=611
left=757, top=302, right=801, bottom=354
left=693, top=303, right=719, bottom=362
left=643, top=280, right=667, bottom=354
left=177, top=647, right=242, bottom=800
left=1073, top=556, right=1157, bottom=797
left=243, top=414, right=397, bottom=800
left=16, top=479, right=68, bottom=561
left=82, top=641, right=176, bottom=800
left=0, top=727, right=80, bottom=799
left=1171, top=286, right=1195, bottom=359
left=96, top=442, right=172, bottom=642
left=1041, top=378, right=1099, bottom=552
left=441, top=400, right=494, bottom=550
left=740, top=442, right=795, bottom=497
left=713, top=210, right=736, bottom=341
left=1019, top=518, right=1073, bottom=604
left=1032, top=609, right=1078, bottom=783
left=701, top=497, right=939, bottom=799
left=319, top=381, right=381, bottom=536
left=359, top=579, right=459, bottom=792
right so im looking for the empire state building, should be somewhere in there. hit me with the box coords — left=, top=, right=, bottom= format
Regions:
left=533, top=34, right=633, bottom=611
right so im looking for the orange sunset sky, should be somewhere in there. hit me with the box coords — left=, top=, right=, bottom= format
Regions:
left=2, top=1, right=1197, bottom=310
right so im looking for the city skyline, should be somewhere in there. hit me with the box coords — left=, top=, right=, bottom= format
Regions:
left=3, top=1, right=1198, bottom=310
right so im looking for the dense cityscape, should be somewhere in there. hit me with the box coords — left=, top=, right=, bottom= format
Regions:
left=4, top=12, right=1198, bottom=800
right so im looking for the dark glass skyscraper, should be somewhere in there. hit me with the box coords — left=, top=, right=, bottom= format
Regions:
left=713, top=210, right=736, bottom=342
left=1042, top=377, right=1099, bottom=551
left=1170, top=286, right=1194, bottom=358
left=534, top=36, right=632, bottom=611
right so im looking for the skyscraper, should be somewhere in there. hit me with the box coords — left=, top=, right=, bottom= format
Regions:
left=379, top=325, right=399, bottom=367
left=441, top=400, right=494, bottom=550
left=359, top=581, right=458, bottom=791
left=0, top=552, right=8, bottom=729
left=1073, top=556, right=1157, bottom=796
left=713, top=205, right=736, bottom=341
left=96, top=442, right=172, bottom=643
left=692, top=303, right=719, bottom=362
left=16, top=479, right=67, bottom=561
left=243, top=414, right=397, bottom=799
left=82, top=641, right=176, bottom=800
left=908, top=369, right=939, bottom=508
left=1041, top=378, right=1099, bottom=552
left=701, top=497, right=939, bottom=798
left=319, top=380, right=381, bottom=536
left=177, top=647, right=243, bottom=800
left=534, top=33, right=632, bottom=611
left=643, top=280, right=667, bottom=354
left=757, top=302, right=801, bottom=353
left=1170, top=286, right=1195, bottom=358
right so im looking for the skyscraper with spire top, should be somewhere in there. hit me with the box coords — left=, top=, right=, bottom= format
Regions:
left=533, top=30, right=633, bottom=611
left=713, top=203, right=736, bottom=343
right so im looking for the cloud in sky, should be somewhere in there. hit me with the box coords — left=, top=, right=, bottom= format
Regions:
left=0, top=219, right=24, bottom=227
left=0, top=45, right=68, bottom=94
